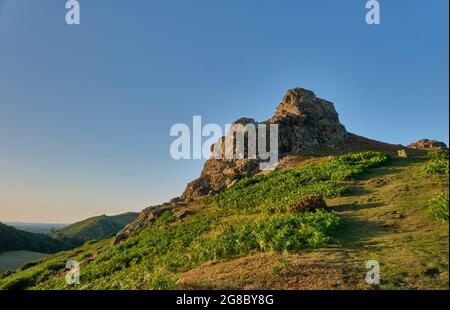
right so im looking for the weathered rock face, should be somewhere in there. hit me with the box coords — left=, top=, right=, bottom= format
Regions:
left=181, top=158, right=259, bottom=201
left=408, top=139, right=448, bottom=150
left=268, top=88, right=347, bottom=154
left=181, top=87, right=348, bottom=201
left=397, top=149, right=408, bottom=158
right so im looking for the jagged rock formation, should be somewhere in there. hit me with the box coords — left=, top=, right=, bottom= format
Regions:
left=269, top=88, right=347, bottom=153
left=408, top=139, right=448, bottom=150
left=181, top=158, right=259, bottom=201
left=181, top=88, right=348, bottom=201
left=114, top=87, right=359, bottom=243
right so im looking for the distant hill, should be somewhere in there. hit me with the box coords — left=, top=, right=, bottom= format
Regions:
left=0, top=222, right=69, bottom=254
left=50, top=212, right=138, bottom=247
left=5, top=222, right=67, bottom=234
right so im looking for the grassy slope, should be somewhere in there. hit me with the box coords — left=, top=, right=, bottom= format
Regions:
left=0, top=152, right=447, bottom=290
left=50, top=213, right=138, bottom=247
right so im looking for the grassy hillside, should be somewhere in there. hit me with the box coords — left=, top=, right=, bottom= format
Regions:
left=0, top=150, right=447, bottom=290
left=50, top=213, right=138, bottom=247
left=0, top=223, right=69, bottom=254
left=3, top=150, right=439, bottom=290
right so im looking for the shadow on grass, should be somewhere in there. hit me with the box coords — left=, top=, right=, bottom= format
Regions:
left=352, top=157, right=424, bottom=182
left=330, top=215, right=397, bottom=248
left=341, top=185, right=373, bottom=196
left=332, top=202, right=384, bottom=213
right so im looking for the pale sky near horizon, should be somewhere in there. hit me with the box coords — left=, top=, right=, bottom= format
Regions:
left=0, top=0, right=448, bottom=223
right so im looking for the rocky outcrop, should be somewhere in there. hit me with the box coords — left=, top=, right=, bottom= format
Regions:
left=181, top=158, right=259, bottom=201
left=408, top=139, right=448, bottom=150
left=268, top=88, right=347, bottom=154
left=397, top=149, right=408, bottom=158
left=115, top=87, right=349, bottom=243
left=182, top=87, right=348, bottom=201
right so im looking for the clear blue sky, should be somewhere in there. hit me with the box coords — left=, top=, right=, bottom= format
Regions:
left=0, top=0, right=448, bottom=223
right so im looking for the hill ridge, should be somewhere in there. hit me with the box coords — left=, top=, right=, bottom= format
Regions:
left=50, top=212, right=138, bottom=247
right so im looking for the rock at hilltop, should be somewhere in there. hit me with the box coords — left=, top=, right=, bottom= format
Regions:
left=181, top=87, right=348, bottom=201
left=269, top=88, right=347, bottom=154
left=408, top=139, right=448, bottom=150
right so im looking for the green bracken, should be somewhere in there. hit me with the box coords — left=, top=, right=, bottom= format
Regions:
left=214, top=151, right=390, bottom=215
left=425, top=149, right=449, bottom=177
left=425, top=150, right=449, bottom=223
left=428, top=192, right=449, bottom=223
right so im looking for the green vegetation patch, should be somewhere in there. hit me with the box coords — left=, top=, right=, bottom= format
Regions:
left=424, top=150, right=449, bottom=223
left=428, top=192, right=449, bottom=223
left=425, top=150, right=449, bottom=175
left=214, top=151, right=390, bottom=214
left=199, top=210, right=339, bottom=260
left=425, top=149, right=449, bottom=177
